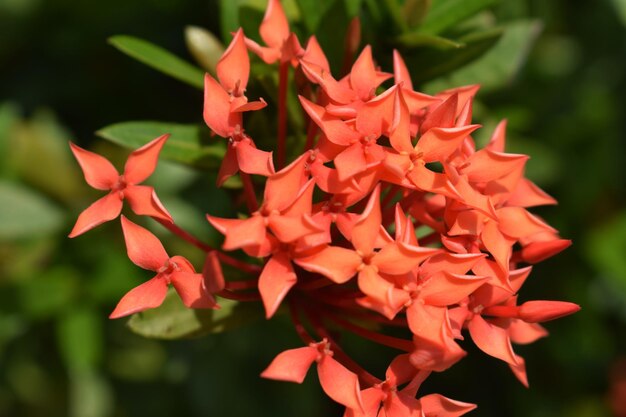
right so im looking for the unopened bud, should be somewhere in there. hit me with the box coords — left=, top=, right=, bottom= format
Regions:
left=184, top=25, right=225, bottom=74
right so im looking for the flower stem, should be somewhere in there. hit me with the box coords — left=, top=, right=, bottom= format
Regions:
left=154, top=218, right=261, bottom=273
left=277, top=61, right=289, bottom=169
left=240, top=172, right=259, bottom=213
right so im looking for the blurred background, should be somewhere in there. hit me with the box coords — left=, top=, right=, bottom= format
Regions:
left=1, top=0, right=625, bottom=416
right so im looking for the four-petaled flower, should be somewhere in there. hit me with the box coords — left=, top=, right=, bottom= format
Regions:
left=69, top=134, right=172, bottom=237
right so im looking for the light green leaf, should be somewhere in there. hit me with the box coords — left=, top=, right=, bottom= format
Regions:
left=67, top=370, right=113, bottom=417
left=108, top=35, right=205, bottom=89
left=184, top=26, right=225, bottom=74
left=96, top=121, right=226, bottom=170
left=425, top=20, right=542, bottom=92
left=0, top=181, right=64, bottom=240
left=127, top=289, right=262, bottom=339
left=418, top=0, right=498, bottom=35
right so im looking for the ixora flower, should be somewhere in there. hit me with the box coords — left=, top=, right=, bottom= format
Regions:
left=68, top=134, right=172, bottom=237
left=109, top=216, right=217, bottom=318
left=70, top=0, right=580, bottom=414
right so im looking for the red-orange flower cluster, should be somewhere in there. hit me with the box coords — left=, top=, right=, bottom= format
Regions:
left=69, top=1, right=579, bottom=415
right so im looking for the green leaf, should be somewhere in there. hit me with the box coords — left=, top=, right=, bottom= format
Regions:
left=19, top=267, right=79, bottom=318
left=0, top=181, right=64, bottom=240
left=295, top=0, right=337, bottom=32
left=382, top=0, right=408, bottom=32
left=403, top=0, right=431, bottom=28
left=57, top=308, right=103, bottom=370
left=425, top=20, right=542, bottom=92
left=395, top=32, right=464, bottom=50
left=96, top=121, right=226, bottom=170
left=418, top=0, right=498, bottom=35
left=0, top=103, right=19, bottom=175
left=404, top=27, right=503, bottom=85
left=127, top=289, right=262, bottom=339
left=316, top=0, right=352, bottom=75
left=184, top=26, right=225, bottom=74
left=108, top=35, right=204, bottom=89
left=611, top=0, right=626, bottom=26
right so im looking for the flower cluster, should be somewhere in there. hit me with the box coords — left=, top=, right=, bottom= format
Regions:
left=69, top=0, right=579, bottom=415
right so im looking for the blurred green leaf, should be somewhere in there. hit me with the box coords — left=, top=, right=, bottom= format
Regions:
left=0, top=181, right=64, bottom=240
left=19, top=267, right=78, bottom=318
left=425, top=20, right=542, bottom=92
left=611, top=0, right=626, bottom=26
left=184, top=26, right=225, bottom=74
left=57, top=308, right=103, bottom=370
left=108, top=35, right=204, bottom=89
left=12, top=109, right=84, bottom=203
left=403, top=0, right=431, bottom=28
left=0, top=103, right=19, bottom=175
left=405, top=27, right=502, bottom=84
left=418, top=0, right=498, bottom=35
left=296, top=0, right=337, bottom=32
left=382, top=0, right=408, bottom=32
left=316, top=0, right=351, bottom=75
left=68, top=369, right=113, bottom=417
left=127, top=289, right=261, bottom=339
left=96, top=121, right=226, bottom=170
left=396, top=32, right=464, bottom=49
left=586, top=213, right=626, bottom=293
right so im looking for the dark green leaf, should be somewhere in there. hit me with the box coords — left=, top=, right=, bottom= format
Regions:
left=403, top=0, right=431, bottom=28
left=382, top=0, right=408, bottom=32
left=404, top=28, right=502, bottom=85
left=425, top=20, right=542, bottom=92
left=108, top=35, right=204, bottom=89
left=316, top=0, right=351, bottom=75
left=96, top=121, right=226, bottom=170
left=127, top=289, right=262, bottom=339
left=295, top=0, right=337, bottom=32
left=0, top=181, right=65, bottom=240
left=418, top=0, right=498, bottom=35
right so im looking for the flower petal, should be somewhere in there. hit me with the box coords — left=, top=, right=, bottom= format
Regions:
left=170, top=271, right=217, bottom=309
left=258, top=252, right=297, bottom=318
left=109, top=276, right=168, bottom=319
left=202, top=251, right=225, bottom=293
left=217, top=28, right=250, bottom=94
left=295, top=246, right=361, bottom=284
left=69, top=192, right=123, bottom=237
left=203, top=73, right=240, bottom=137
left=259, top=0, right=290, bottom=49
left=419, top=394, right=476, bottom=417
left=351, top=185, right=382, bottom=254
left=124, top=185, right=173, bottom=222
left=70, top=142, right=119, bottom=190
left=235, top=138, right=275, bottom=177
left=261, top=346, right=317, bottom=383
left=123, top=134, right=169, bottom=184
left=120, top=215, right=169, bottom=271
left=468, top=314, right=519, bottom=365
left=317, top=355, right=364, bottom=412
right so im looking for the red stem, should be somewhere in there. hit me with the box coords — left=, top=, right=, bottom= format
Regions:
left=288, top=299, right=315, bottom=345
left=303, top=306, right=380, bottom=386
left=154, top=218, right=261, bottom=274
left=323, top=312, right=413, bottom=352
left=277, top=61, right=289, bottom=169
left=217, top=288, right=260, bottom=302
left=240, top=172, right=259, bottom=213
left=225, top=279, right=260, bottom=291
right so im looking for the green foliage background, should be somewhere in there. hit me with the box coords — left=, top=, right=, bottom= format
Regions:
left=1, top=0, right=625, bottom=416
